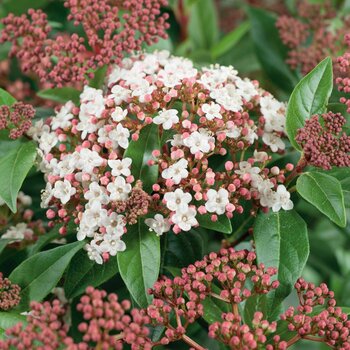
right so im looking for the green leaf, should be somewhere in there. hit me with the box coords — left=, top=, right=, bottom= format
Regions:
left=64, top=250, right=119, bottom=299
left=164, top=229, right=208, bottom=268
left=249, top=7, right=298, bottom=93
left=188, top=0, right=219, bottom=50
left=0, top=239, right=12, bottom=256
left=196, top=214, right=232, bottom=234
left=202, top=285, right=230, bottom=324
left=117, top=221, right=160, bottom=308
left=89, top=66, right=108, bottom=89
left=296, top=172, right=346, bottom=227
left=286, top=57, right=333, bottom=150
left=254, top=210, right=309, bottom=315
left=37, top=87, right=81, bottom=105
left=3, top=0, right=49, bottom=15
left=211, top=21, right=250, bottom=59
left=27, top=228, right=61, bottom=256
left=0, top=312, right=26, bottom=330
left=0, top=88, right=16, bottom=106
left=0, top=142, right=37, bottom=212
left=9, top=241, right=85, bottom=310
left=124, top=124, right=159, bottom=193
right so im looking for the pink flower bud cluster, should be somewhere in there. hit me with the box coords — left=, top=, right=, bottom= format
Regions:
left=0, top=0, right=169, bottom=87
left=336, top=34, right=350, bottom=112
left=276, top=1, right=350, bottom=75
left=209, top=312, right=281, bottom=349
left=0, top=102, right=35, bottom=139
left=0, top=192, right=46, bottom=249
left=295, top=112, right=350, bottom=170
left=280, top=278, right=350, bottom=349
left=0, top=273, right=20, bottom=311
left=28, top=52, right=295, bottom=264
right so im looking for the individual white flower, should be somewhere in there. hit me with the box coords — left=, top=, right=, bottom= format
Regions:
left=170, top=134, right=184, bottom=147
left=262, top=132, right=285, bottom=152
left=164, top=189, right=192, bottom=212
left=111, top=107, right=128, bottom=122
left=260, top=95, right=284, bottom=118
left=98, top=232, right=126, bottom=256
left=85, top=242, right=103, bottom=264
left=51, top=101, right=74, bottom=130
left=131, top=78, right=156, bottom=102
left=76, top=148, right=104, bottom=174
left=79, top=96, right=105, bottom=119
left=259, top=188, right=277, bottom=208
left=235, top=161, right=261, bottom=177
left=225, top=122, right=241, bottom=139
left=172, top=207, right=198, bottom=231
left=161, top=159, right=188, bottom=184
left=108, top=158, right=132, bottom=177
left=157, top=70, right=182, bottom=88
left=76, top=116, right=102, bottom=139
left=210, top=84, right=243, bottom=112
left=83, top=201, right=108, bottom=229
left=201, top=102, right=222, bottom=120
left=80, top=86, right=103, bottom=102
left=253, top=150, right=268, bottom=163
left=27, top=120, right=50, bottom=141
left=109, top=123, right=130, bottom=149
left=107, top=176, right=132, bottom=201
left=55, top=158, right=76, bottom=178
left=1, top=223, right=33, bottom=242
left=272, top=185, right=293, bottom=212
left=110, top=85, right=131, bottom=105
left=153, top=109, right=179, bottom=130
left=84, top=182, right=110, bottom=205
left=145, top=214, right=171, bottom=236
left=76, top=221, right=96, bottom=241
left=236, top=78, right=258, bottom=100
left=243, top=127, right=258, bottom=145
left=39, top=131, right=58, bottom=154
left=205, top=188, right=229, bottom=215
left=102, top=213, right=125, bottom=236
left=183, top=129, right=214, bottom=154
left=53, top=179, right=76, bottom=204
left=264, top=113, right=285, bottom=133
left=254, top=178, right=274, bottom=192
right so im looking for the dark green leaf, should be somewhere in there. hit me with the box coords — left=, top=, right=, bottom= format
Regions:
left=124, top=124, right=159, bottom=193
left=202, top=285, right=230, bottom=324
left=3, top=0, right=49, bottom=14
left=9, top=241, right=85, bottom=310
left=164, top=229, right=207, bottom=268
left=27, top=228, right=61, bottom=256
left=0, top=142, right=37, bottom=212
left=0, top=88, right=16, bottom=106
left=89, top=66, right=108, bottom=89
left=188, top=0, right=219, bottom=50
left=0, top=239, right=12, bottom=256
left=254, top=210, right=309, bottom=315
left=117, top=221, right=160, bottom=308
left=37, top=87, right=81, bottom=105
left=197, top=214, right=232, bottom=234
left=0, top=312, right=26, bottom=330
left=296, top=172, right=346, bottom=227
left=211, top=21, right=250, bottom=59
left=64, top=250, right=119, bottom=299
left=249, top=7, right=298, bottom=93
left=286, top=57, right=333, bottom=150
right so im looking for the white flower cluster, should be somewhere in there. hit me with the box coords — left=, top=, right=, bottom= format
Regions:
left=28, top=50, right=292, bottom=263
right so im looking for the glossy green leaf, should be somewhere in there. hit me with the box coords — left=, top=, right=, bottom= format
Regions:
left=64, top=250, right=119, bottom=299
left=0, top=142, right=37, bottom=212
left=196, top=214, right=232, bottom=234
left=254, top=210, right=309, bottom=314
left=297, top=172, right=346, bottom=227
left=9, top=241, right=85, bottom=310
left=37, top=87, right=81, bottom=105
left=0, top=312, right=26, bottom=330
left=0, top=239, right=12, bottom=256
left=124, top=124, right=159, bottom=193
left=89, top=66, right=108, bottom=89
left=27, top=228, right=61, bottom=256
left=3, top=0, right=49, bottom=14
left=117, top=221, right=160, bottom=308
left=188, top=0, right=219, bottom=50
left=211, top=21, right=250, bottom=59
left=286, top=57, right=333, bottom=150
left=164, top=229, right=208, bottom=268
left=249, top=7, right=298, bottom=93
left=0, top=88, right=16, bottom=106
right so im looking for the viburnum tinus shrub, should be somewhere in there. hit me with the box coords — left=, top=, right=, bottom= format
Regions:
left=0, top=11, right=349, bottom=350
